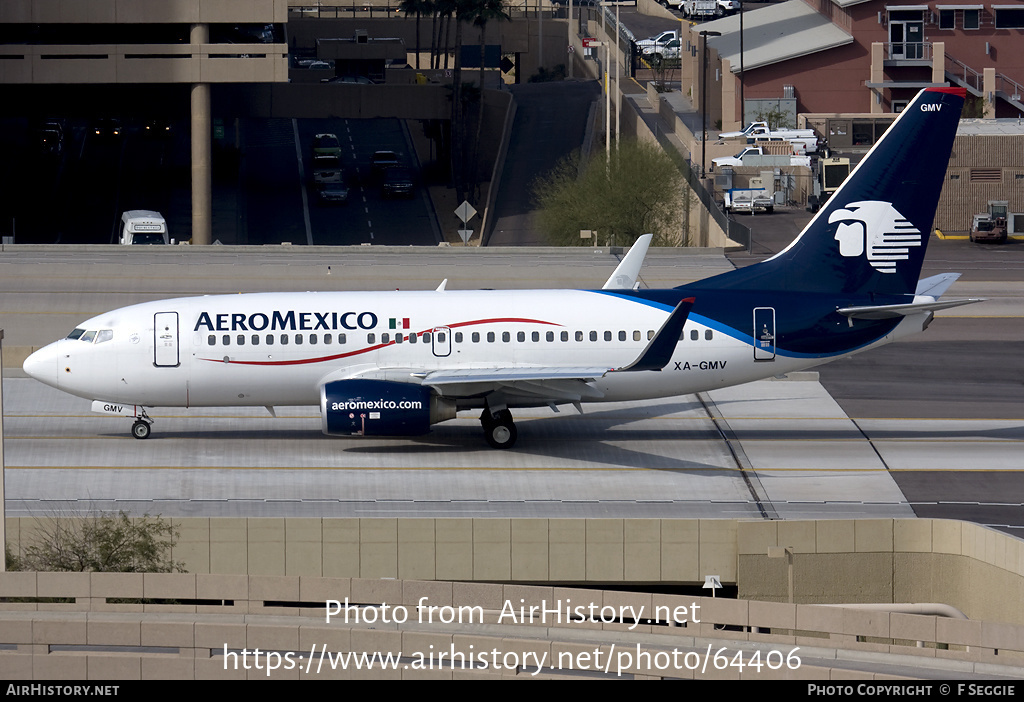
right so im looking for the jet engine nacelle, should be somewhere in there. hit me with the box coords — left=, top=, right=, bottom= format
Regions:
left=319, top=379, right=455, bottom=437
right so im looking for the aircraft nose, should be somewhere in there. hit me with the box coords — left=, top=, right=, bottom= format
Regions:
left=23, top=342, right=61, bottom=389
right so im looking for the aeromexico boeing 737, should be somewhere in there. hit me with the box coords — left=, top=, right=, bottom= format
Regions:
left=24, top=88, right=980, bottom=449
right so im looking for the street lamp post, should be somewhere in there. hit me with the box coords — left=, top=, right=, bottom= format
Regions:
left=739, top=2, right=745, bottom=126
left=700, top=30, right=721, bottom=179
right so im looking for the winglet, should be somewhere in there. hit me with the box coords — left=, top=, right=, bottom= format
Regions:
left=614, top=297, right=695, bottom=372
left=603, top=234, right=652, bottom=290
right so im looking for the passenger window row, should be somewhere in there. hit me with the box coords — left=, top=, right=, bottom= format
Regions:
left=207, top=328, right=715, bottom=347
left=208, top=333, right=347, bottom=346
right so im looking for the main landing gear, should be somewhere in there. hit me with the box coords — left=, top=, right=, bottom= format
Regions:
left=481, top=409, right=517, bottom=449
left=130, top=410, right=153, bottom=440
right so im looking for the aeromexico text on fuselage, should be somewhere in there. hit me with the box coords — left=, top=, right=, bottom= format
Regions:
left=194, top=310, right=382, bottom=332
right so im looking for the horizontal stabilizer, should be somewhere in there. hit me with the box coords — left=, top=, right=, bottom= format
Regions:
left=837, top=298, right=984, bottom=320
left=603, top=234, right=652, bottom=290
left=915, top=272, right=961, bottom=298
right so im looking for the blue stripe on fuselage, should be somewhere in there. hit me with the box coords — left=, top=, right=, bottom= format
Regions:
left=589, top=288, right=902, bottom=359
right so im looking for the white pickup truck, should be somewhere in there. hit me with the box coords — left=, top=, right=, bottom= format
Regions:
left=636, top=30, right=679, bottom=52
left=678, top=0, right=718, bottom=18
left=720, top=121, right=820, bottom=153
left=712, top=146, right=811, bottom=169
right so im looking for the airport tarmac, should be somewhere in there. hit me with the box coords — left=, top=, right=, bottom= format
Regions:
left=1, top=374, right=915, bottom=520
left=1, top=244, right=1021, bottom=528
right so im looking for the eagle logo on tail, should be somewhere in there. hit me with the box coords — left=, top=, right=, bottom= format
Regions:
left=829, top=201, right=922, bottom=274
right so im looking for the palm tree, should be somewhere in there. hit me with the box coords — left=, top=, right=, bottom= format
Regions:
left=468, top=0, right=510, bottom=197
left=399, top=0, right=434, bottom=70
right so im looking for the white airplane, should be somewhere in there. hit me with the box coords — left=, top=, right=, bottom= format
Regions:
left=23, top=88, right=981, bottom=449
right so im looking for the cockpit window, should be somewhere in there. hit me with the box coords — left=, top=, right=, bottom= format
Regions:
left=67, top=328, right=86, bottom=340
left=95, top=329, right=113, bottom=344
left=79, top=330, right=97, bottom=343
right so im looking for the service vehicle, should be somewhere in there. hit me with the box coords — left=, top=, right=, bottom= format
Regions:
left=119, top=211, right=169, bottom=245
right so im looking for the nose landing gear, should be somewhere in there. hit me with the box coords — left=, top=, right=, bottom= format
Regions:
left=130, top=410, right=153, bottom=440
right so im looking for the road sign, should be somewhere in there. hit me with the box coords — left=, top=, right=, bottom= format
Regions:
left=458, top=229, right=473, bottom=243
left=455, top=201, right=477, bottom=224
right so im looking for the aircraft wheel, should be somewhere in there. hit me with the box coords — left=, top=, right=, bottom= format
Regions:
left=482, top=410, right=517, bottom=449
left=131, top=420, right=151, bottom=440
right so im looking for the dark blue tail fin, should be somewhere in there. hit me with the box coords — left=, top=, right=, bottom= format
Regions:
left=699, top=87, right=965, bottom=297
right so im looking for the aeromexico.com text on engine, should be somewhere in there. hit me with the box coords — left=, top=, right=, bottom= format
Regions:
left=329, top=400, right=424, bottom=411
left=194, top=310, right=379, bottom=332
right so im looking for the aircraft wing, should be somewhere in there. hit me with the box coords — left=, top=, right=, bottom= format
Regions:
left=328, top=296, right=695, bottom=404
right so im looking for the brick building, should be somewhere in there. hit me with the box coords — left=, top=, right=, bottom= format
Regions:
left=691, top=0, right=1024, bottom=131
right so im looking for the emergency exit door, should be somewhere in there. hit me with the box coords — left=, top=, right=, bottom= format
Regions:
left=154, top=312, right=180, bottom=367
left=753, top=307, right=776, bottom=361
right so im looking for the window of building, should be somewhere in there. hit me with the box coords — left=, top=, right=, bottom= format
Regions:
left=994, top=6, right=1024, bottom=28
left=963, top=8, right=979, bottom=28
left=939, top=8, right=955, bottom=28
